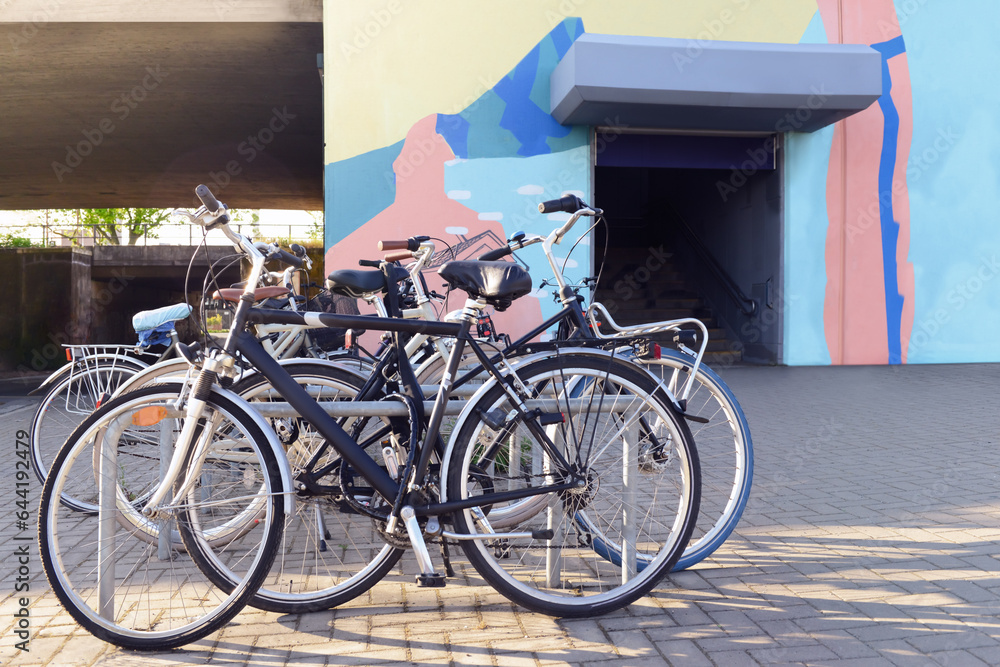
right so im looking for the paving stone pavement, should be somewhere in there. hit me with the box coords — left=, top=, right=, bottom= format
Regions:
left=0, top=363, right=997, bottom=666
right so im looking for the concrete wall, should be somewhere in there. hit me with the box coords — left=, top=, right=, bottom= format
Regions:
left=0, top=245, right=253, bottom=372
left=0, top=248, right=91, bottom=372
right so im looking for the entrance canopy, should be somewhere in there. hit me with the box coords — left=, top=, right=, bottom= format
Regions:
left=550, top=34, right=881, bottom=133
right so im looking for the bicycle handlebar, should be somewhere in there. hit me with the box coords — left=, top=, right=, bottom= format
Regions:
left=196, top=184, right=221, bottom=213
left=538, top=194, right=585, bottom=214
left=477, top=245, right=512, bottom=261
left=268, top=248, right=304, bottom=270
left=379, top=236, right=430, bottom=252
left=384, top=250, right=414, bottom=263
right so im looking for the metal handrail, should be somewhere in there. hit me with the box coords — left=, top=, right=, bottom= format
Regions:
left=670, top=209, right=757, bottom=317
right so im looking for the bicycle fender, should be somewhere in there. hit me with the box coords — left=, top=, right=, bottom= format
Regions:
left=112, top=358, right=191, bottom=398
left=29, top=353, right=151, bottom=396
left=28, top=363, right=72, bottom=396
left=560, top=346, right=684, bottom=410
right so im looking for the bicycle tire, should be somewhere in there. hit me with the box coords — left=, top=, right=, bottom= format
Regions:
left=446, top=352, right=700, bottom=617
left=480, top=346, right=753, bottom=570
left=190, top=362, right=403, bottom=613
left=640, top=350, right=753, bottom=570
left=39, top=384, right=285, bottom=650
left=30, top=362, right=143, bottom=505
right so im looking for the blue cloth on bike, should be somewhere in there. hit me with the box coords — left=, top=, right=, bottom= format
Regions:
left=133, top=303, right=192, bottom=332
left=137, top=322, right=175, bottom=348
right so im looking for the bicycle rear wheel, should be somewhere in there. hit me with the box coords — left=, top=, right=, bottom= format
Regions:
left=446, top=353, right=700, bottom=617
left=39, top=385, right=285, bottom=650
left=642, top=350, right=753, bottom=570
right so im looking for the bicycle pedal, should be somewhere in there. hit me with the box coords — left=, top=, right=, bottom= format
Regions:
left=415, top=573, right=447, bottom=588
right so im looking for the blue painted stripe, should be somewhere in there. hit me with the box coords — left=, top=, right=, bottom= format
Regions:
left=871, top=35, right=906, bottom=364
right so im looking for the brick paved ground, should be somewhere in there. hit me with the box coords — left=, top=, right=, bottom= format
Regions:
left=1, top=363, right=998, bottom=666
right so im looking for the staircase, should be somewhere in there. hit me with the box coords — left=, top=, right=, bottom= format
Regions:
left=591, top=246, right=743, bottom=365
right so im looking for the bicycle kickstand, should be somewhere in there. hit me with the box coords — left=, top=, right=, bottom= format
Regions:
left=399, top=506, right=447, bottom=587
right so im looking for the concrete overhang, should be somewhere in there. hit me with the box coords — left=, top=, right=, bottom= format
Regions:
left=0, top=2, right=323, bottom=210
left=551, top=34, right=882, bottom=134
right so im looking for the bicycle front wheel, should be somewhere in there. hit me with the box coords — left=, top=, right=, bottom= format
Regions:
left=39, top=385, right=285, bottom=650
left=446, top=353, right=700, bottom=617
left=219, top=362, right=403, bottom=614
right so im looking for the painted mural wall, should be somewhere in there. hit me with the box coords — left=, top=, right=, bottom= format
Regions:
left=324, top=0, right=1000, bottom=364
left=784, top=0, right=1000, bottom=365
left=322, top=0, right=815, bottom=340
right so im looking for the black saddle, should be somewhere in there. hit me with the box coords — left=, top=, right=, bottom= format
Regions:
left=438, top=261, right=532, bottom=311
left=326, top=265, right=410, bottom=299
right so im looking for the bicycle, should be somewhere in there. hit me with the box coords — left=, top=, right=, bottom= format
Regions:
left=40, top=185, right=701, bottom=649
left=216, top=195, right=749, bottom=610
left=380, top=194, right=752, bottom=572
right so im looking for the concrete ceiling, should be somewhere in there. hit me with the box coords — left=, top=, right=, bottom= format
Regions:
left=0, top=21, right=323, bottom=210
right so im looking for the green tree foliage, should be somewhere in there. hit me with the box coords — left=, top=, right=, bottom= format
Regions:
left=76, top=208, right=172, bottom=245
left=0, top=232, right=35, bottom=247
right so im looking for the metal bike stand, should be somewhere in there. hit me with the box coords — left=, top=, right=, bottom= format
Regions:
left=98, top=415, right=129, bottom=621
left=622, top=412, right=639, bottom=581
left=158, top=418, right=174, bottom=561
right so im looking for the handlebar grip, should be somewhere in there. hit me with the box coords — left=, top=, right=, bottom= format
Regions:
left=384, top=250, right=414, bottom=263
left=379, top=236, right=429, bottom=251
left=267, top=248, right=304, bottom=269
left=196, top=184, right=222, bottom=213
left=477, top=245, right=513, bottom=261
left=289, top=243, right=307, bottom=258
left=538, top=194, right=584, bottom=214
left=358, top=259, right=381, bottom=268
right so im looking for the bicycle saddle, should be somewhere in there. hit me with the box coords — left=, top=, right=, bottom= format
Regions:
left=326, top=265, right=410, bottom=299
left=438, top=261, right=532, bottom=311
left=132, top=303, right=193, bottom=332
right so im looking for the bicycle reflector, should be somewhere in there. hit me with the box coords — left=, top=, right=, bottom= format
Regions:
left=635, top=340, right=661, bottom=360
left=131, top=405, right=169, bottom=427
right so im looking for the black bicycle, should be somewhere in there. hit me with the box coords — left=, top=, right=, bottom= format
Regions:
left=39, top=185, right=701, bottom=649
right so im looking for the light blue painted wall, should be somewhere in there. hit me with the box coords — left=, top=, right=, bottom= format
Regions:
left=783, top=10, right=834, bottom=365
left=900, top=0, right=1000, bottom=363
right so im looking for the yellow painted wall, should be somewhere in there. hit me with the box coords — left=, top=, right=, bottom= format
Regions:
left=324, top=0, right=816, bottom=163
